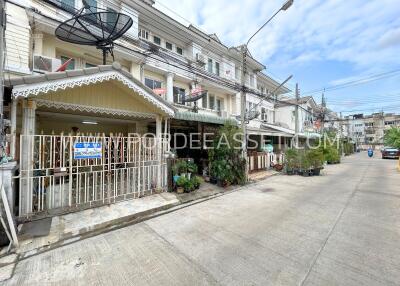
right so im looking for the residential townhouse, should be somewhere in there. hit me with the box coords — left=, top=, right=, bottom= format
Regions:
left=2, top=0, right=291, bottom=217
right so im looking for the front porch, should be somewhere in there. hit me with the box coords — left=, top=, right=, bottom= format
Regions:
left=5, top=63, right=175, bottom=219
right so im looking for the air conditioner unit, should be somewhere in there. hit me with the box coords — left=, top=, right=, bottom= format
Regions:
left=196, top=53, right=206, bottom=65
left=33, top=55, right=62, bottom=73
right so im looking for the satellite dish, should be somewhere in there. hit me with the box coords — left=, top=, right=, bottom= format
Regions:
left=55, top=3, right=133, bottom=65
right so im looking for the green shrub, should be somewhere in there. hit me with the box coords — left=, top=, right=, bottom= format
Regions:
left=209, top=123, right=246, bottom=185
left=285, top=149, right=299, bottom=171
left=306, top=149, right=324, bottom=169
left=176, top=176, right=187, bottom=187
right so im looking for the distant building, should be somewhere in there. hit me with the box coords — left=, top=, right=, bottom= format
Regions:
left=344, top=113, right=400, bottom=149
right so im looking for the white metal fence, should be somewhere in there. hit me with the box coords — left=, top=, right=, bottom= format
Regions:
left=248, top=152, right=284, bottom=173
left=19, top=135, right=168, bottom=218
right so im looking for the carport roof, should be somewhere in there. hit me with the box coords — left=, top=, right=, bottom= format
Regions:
left=5, top=62, right=176, bottom=117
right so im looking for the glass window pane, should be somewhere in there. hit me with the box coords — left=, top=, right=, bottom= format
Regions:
left=145, top=78, right=153, bottom=89
left=153, top=36, right=161, bottom=45
left=208, top=59, right=213, bottom=73
left=166, top=42, right=172, bottom=50
left=202, top=93, right=207, bottom=108
left=209, top=95, right=215, bottom=110
left=215, top=62, right=220, bottom=76
left=176, top=47, right=183, bottom=55
left=61, top=56, right=75, bottom=70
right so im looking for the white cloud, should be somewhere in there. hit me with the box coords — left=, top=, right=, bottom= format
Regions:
left=155, top=0, right=400, bottom=72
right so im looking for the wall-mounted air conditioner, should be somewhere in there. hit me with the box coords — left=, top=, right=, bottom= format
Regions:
left=33, top=55, right=62, bottom=73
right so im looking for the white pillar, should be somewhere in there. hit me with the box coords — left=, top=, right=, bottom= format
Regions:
left=32, top=33, right=44, bottom=55
left=166, top=72, right=174, bottom=103
left=20, top=99, right=36, bottom=216
left=10, top=98, right=17, bottom=159
left=156, top=115, right=163, bottom=188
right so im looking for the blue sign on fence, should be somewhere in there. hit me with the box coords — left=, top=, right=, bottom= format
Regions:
left=74, top=142, right=102, bottom=159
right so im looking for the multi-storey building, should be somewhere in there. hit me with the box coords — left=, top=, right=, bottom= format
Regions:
left=345, top=113, right=400, bottom=149
left=275, top=96, right=321, bottom=141
left=3, top=0, right=291, bottom=217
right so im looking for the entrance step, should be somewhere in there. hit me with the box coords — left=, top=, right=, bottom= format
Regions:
left=16, top=193, right=180, bottom=259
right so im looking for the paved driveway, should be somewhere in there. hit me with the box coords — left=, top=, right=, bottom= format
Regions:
left=5, top=153, right=400, bottom=285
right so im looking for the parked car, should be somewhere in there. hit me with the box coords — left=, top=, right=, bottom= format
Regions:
left=381, top=147, right=400, bottom=159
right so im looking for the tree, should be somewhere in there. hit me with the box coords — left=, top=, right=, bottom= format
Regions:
left=384, top=127, right=400, bottom=149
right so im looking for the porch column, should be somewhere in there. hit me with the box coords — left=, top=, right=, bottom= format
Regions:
left=32, top=33, right=44, bottom=55
left=166, top=72, right=174, bottom=103
left=10, top=98, right=17, bottom=159
left=156, top=115, right=163, bottom=188
left=20, top=99, right=36, bottom=216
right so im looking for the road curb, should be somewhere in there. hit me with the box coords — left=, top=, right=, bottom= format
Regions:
left=4, top=172, right=277, bottom=270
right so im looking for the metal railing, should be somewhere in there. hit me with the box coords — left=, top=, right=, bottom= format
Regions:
left=19, top=134, right=168, bottom=218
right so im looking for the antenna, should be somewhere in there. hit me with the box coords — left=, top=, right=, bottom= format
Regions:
left=55, top=2, right=133, bottom=64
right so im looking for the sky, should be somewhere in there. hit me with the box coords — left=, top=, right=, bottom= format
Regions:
left=154, top=0, right=400, bottom=115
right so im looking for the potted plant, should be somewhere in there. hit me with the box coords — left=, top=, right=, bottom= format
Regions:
left=186, top=161, right=198, bottom=180
left=184, top=178, right=195, bottom=193
left=285, top=149, right=299, bottom=175
left=299, top=151, right=312, bottom=176
left=191, top=176, right=202, bottom=189
left=307, top=149, right=324, bottom=176
left=176, top=176, right=187, bottom=194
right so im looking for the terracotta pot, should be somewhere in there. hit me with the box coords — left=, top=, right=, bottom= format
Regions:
left=177, top=187, right=184, bottom=194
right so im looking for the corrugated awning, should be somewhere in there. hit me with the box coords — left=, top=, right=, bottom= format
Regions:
left=175, top=111, right=237, bottom=125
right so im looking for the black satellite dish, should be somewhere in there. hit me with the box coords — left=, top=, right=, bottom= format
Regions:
left=55, top=1, right=133, bottom=65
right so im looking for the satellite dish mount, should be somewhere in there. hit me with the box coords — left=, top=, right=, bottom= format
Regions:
left=55, top=1, right=133, bottom=65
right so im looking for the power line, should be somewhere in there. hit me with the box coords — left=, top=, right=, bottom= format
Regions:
left=302, top=69, right=400, bottom=96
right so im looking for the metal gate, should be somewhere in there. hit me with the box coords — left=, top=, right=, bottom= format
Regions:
left=19, top=134, right=168, bottom=218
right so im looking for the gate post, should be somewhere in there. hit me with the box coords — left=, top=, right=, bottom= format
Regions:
left=156, top=115, right=162, bottom=188
left=20, top=99, right=36, bottom=216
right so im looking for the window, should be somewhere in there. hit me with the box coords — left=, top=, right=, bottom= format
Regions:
left=261, top=107, right=267, bottom=122
left=60, top=0, right=75, bottom=11
left=138, top=28, right=149, bottom=40
left=166, top=42, right=173, bottom=50
left=249, top=74, right=255, bottom=87
left=144, top=78, right=162, bottom=90
left=208, top=59, right=213, bottom=73
left=209, top=94, right=215, bottom=110
left=153, top=36, right=161, bottom=45
left=215, top=62, right=220, bottom=76
left=85, top=62, right=96, bottom=68
left=235, top=66, right=240, bottom=80
left=106, top=8, right=117, bottom=29
left=216, top=98, right=223, bottom=111
left=61, top=56, right=75, bottom=70
left=85, top=0, right=97, bottom=21
left=202, top=93, right=208, bottom=108
left=173, top=87, right=185, bottom=104
left=176, top=47, right=183, bottom=55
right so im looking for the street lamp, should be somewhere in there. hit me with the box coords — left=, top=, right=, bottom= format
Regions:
left=240, top=0, right=293, bottom=173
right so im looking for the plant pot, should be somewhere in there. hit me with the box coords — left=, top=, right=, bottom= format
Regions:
left=312, top=168, right=321, bottom=176
left=210, top=177, right=218, bottom=184
left=173, top=175, right=180, bottom=183
left=286, top=169, right=295, bottom=175
left=204, top=176, right=210, bottom=182
left=177, top=187, right=184, bottom=194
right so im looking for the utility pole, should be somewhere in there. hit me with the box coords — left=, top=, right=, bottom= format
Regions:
left=0, top=0, right=5, bottom=152
left=321, top=91, right=326, bottom=135
left=294, top=83, right=299, bottom=148
left=240, top=44, right=247, bottom=163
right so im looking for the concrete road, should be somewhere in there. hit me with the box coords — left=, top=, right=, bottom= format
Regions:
left=5, top=153, right=400, bottom=285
